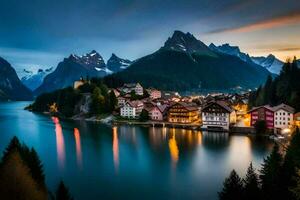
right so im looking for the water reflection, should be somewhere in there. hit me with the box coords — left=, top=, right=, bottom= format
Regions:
left=74, top=128, right=83, bottom=169
left=169, top=130, right=179, bottom=167
left=52, top=117, right=65, bottom=170
left=112, top=127, right=119, bottom=173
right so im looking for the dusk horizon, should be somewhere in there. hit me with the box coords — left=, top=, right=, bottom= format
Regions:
left=0, top=0, right=299, bottom=74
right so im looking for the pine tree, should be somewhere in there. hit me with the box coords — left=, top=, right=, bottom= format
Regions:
left=263, top=75, right=273, bottom=105
left=243, top=163, right=261, bottom=200
left=290, top=169, right=300, bottom=200
left=280, top=128, right=300, bottom=199
left=259, top=144, right=282, bottom=200
left=56, top=181, right=73, bottom=200
left=1, top=136, right=21, bottom=163
left=219, top=170, right=244, bottom=200
left=0, top=151, right=46, bottom=200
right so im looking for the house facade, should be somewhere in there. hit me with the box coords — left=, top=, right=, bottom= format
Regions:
left=120, top=83, right=144, bottom=96
left=146, top=104, right=168, bottom=121
left=117, top=97, right=127, bottom=107
left=248, top=105, right=274, bottom=129
left=273, top=103, right=294, bottom=130
left=120, top=101, right=144, bottom=119
left=201, top=101, right=233, bottom=131
left=167, top=102, right=199, bottom=123
left=147, top=88, right=161, bottom=100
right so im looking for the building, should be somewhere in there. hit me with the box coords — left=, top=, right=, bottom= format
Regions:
left=201, top=101, right=234, bottom=131
left=272, top=103, right=294, bottom=131
left=73, top=77, right=87, bottom=89
left=120, top=101, right=144, bottom=119
left=146, top=88, right=161, bottom=99
left=117, top=96, right=127, bottom=107
left=167, top=102, right=199, bottom=123
left=119, top=83, right=144, bottom=96
left=294, top=112, right=300, bottom=128
left=248, top=105, right=274, bottom=129
left=145, top=103, right=168, bottom=121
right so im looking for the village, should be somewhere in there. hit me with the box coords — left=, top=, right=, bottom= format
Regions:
left=74, top=80, right=300, bottom=136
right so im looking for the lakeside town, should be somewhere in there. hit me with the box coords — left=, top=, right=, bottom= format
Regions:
left=74, top=78, right=300, bottom=137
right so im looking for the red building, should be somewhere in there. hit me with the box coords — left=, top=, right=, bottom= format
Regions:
left=248, top=105, right=274, bottom=129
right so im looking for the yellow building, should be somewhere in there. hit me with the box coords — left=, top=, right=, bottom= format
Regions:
left=167, top=102, right=199, bottom=123
left=294, top=112, right=300, bottom=128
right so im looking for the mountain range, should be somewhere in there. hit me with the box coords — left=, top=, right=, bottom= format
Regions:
left=209, top=43, right=284, bottom=74
left=0, top=57, right=33, bottom=101
left=21, top=67, right=53, bottom=91
left=104, top=31, right=271, bottom=91
left=33, top=51, right=132, bottom=95
left=1, top=30, right=292, bottom=99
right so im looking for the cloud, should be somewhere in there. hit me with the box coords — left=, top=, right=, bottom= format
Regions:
left=209, top=11, right=300, bottom=34
left=274, top=47, right=300, bottom=52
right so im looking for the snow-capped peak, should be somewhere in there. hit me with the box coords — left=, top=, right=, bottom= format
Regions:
left=106, top=53, right=132, bottom=72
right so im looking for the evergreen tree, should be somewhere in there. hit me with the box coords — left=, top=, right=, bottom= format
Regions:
left=0, top=151, right=46, bottom=200
left=139, top=109, right=150, bottom=122
left=259, top=144, right=282, bottom=200
left=290, top=169, right=300, bottom=200
left=263, top=75, right=273, bottom=105
left=90, top=87, right=105, bottom=115
left=280, top=128, right=300, bottom=199
left=219, top=170, right=244, bottom=200
left=56, top=181, right=73, bottom=200
left=243, top=163, right=261, bottom=200
left=1, top=136, right=21, bottom=163
left=254, top=120, right=267, bottom=135
left=108, top=90, right=117, bottom=112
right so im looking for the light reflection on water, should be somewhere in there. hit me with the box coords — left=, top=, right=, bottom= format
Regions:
left=74, top=128, right=83, bottom=170
left=52, top=117, right=65, bottom=170
left=0, top=102, right=274, bottom=200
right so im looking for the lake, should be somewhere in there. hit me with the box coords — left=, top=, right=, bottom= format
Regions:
left=0, top=102, right=273, bottom=200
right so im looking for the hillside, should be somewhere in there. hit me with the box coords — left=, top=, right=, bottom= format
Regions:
left=0, top=57, right=33, bottom=101
left=105, top=48, right=271, bottom=91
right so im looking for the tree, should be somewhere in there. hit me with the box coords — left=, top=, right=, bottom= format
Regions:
left=1, top=136, right=21, bottom=164
left=0, top=151, right=46, bottom=200
left=290, top=169, right=300, bottom=200
left=108, top=90, right=117, bottom=112
left=90, top=87, right=105, bottom=115
left=263, top=75, right=273, bottom=105
left=219, top=170, right=244, bottom=200
left=280, top=128, right=300, bottom=199
left=243, top=163, right=261, bottom=200
left=139, top=109, right=149, bottom=122
left=259, top=144, right=282, bottom=200
left=56, top=181, right=73, bottom=200
left=254, top=120, right=267, bottom=135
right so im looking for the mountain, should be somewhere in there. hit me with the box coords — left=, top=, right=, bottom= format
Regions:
left=0, top=57, right=33, bottom=101
left=106, top=53, right=132, bottom=72
left=21, top=67, right=53, bottom=91
left=34, top=50, right=112, bottom=95
left=104, top=31, right=271, bottom=92
left=209, top=43, right=284, bottom=74
left=163, top=30, right=216, bottom=56
left=251, top=54, right=284, bottom=74
left=209, top=43, right=254, bottom=64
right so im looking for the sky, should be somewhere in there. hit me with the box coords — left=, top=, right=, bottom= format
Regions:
left=0, top=0, right=300, bottom=76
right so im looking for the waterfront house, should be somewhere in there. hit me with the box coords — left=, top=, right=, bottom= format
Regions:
left=119, top=83, right=144, bottom=96
left=146, top=88, right=161, bottom=100
left=272, top=103, right=294, bottom=132
left=120, top=100, right=144, bottom=119
left=248, top=105, right=274, bottom=129
left=167, top=102, right=199, bottom=123
left=144, top=102, right=168, bottom=121
left=201, top=101, right=234, bottom=131
left=294, top=112, right=300, bottom=128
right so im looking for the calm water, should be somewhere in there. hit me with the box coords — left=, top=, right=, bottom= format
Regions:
left=0, top=102, right=273, bottom=200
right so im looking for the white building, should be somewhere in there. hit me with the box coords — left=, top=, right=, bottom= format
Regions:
left=201, top=101, right=235, bottom=131
left=120, top=101, right=144, bottom=119
left=273, top=103, right=294, bottom=131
